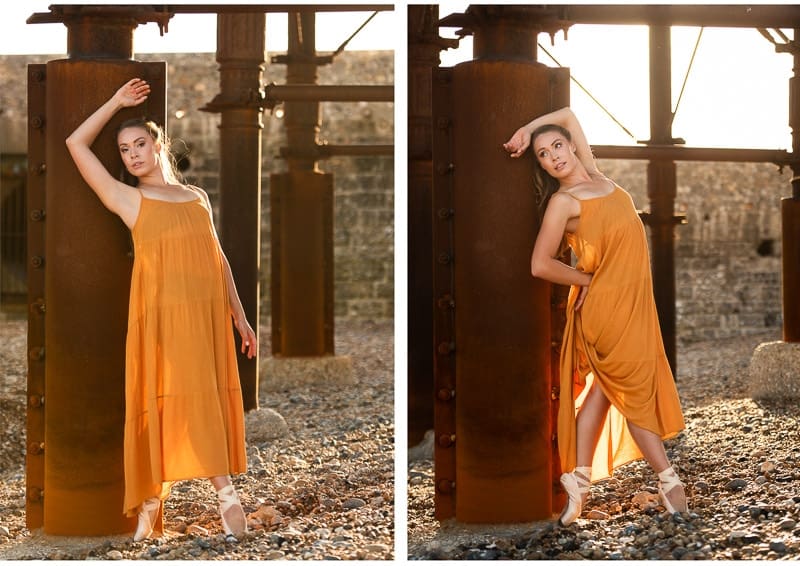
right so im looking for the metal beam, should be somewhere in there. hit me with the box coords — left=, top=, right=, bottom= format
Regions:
left=593, top=144, right=796, bottom=165
left=265, top=84, right=393, bottom=103
left=554, top=5, right=800, bottom=29
left=28, top=4, right=392, bottom=24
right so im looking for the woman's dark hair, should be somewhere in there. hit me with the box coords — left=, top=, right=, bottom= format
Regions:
left=116, top=118, right=183, bottom=187
left=530, top=123, right=573, bottom=215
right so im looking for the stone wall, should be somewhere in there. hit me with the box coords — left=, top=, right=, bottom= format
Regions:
left=0, top=51, right=394, bottom=321
left=599, top=159, right=787, bottom=344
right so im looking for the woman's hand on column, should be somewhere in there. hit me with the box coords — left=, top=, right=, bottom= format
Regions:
left=114, top=78, right=150, bottom=108
left=503, top=125, right=533, bottom=158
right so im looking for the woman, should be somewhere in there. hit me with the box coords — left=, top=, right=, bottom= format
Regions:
left=503, top=107, right=688, bottom=526
left=66, top=78, right=256, bottom=541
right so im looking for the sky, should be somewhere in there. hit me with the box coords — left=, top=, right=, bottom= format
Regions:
left=0, top=2, right=397, bottom=54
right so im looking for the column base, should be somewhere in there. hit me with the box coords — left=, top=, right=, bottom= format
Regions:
left=261, top=355, right=354, bottom=391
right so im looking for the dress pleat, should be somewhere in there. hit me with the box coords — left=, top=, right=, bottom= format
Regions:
left=558, top=186, right=685, bottom=482
left=123, top=194, right=246, bottom=517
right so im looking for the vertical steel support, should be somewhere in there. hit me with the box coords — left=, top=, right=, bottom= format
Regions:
left=645, top=24, right=679, bottom=373
left=783, top=29, right=800, bottom=342
left=431, top=67, right=456, bottom=520
left=203, top=13, right=265, bottom=409
left=407, top=5, right=444, bottom=447
left=432, top=8, right=569, bottom=520
left=271, top=11, right=335, bottom=357
left=42, top=56, right=165, bottom=535
left=26, top=64, right=47, bottom=530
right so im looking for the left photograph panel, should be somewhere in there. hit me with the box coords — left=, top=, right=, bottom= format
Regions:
left=0, top=3, right=394, bottom=560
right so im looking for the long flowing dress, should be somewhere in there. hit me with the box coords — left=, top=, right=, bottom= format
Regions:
left=123, top=193, right=247, bottom=517
left=558, top=185, right=685, bottom=482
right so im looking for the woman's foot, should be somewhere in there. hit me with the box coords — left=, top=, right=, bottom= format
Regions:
left=217, top=484, right=247, bottom=538
left=133, top=497, right=161, bottom=542
left=558, top=467, right=591, bottom=526
left=658, top=466, right=688, bottom=514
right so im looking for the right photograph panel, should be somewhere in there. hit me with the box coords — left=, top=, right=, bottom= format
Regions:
left=407, top=4, right=797, bottom=560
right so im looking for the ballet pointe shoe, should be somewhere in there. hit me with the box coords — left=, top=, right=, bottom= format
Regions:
left=658, top=466, right=688, bottom=514
left=133, top=496, right=161, bottom=542
left=558, top=467, right=591, bottom=527
left=217, top=484, right=247, bottom=539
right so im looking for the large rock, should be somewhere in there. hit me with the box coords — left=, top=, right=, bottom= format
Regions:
left=749, top=341, right=800, bottom=400
left=245, top=408, right=289, bottom=443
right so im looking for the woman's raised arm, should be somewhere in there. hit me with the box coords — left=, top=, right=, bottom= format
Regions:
left=65, top=78, right=150, bottom=228
left=503, top=107, right=600, bottom=176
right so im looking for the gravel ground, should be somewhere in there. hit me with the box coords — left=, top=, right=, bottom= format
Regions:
left=408, top=329, right=800, bottom=560
left=0, top=315, right=394, bottom=560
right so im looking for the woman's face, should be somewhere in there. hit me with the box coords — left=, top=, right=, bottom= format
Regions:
left=118, top=126, right=159, bottom=178
left=533, top=130, right=576, bottom=179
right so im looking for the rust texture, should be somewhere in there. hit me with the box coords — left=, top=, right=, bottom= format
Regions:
left=43, top=59, right=166, bottom=535
left=25, top=64, right=47, bottom=530
left=270, top=11, right=335, bottom=357
left=408, top=5, right=451, bottom=448
left=431, top=66, right=456, bottom=520
left=430, top=5, right=570, bottom=522
left=201, top=12, right=266, bottom=410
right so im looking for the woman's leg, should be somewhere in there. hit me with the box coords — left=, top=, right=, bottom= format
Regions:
left=210, top=475, right=247, bottom=537
left=627, top=422, right=688, bottom=512
left=559, top=380, right=611, bottom=525
left=576, top=381, right=612, bottom=468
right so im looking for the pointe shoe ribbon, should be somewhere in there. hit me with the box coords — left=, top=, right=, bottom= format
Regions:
left=558, top=468, right=591, bottom=527
left=657, top=466, right=687, bottom=514
left=133, top=496, right=161, bottom=542
left=218, top=485, right=247, bottom=538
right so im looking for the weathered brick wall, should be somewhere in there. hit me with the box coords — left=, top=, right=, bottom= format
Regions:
left=599, top=159, right=786, bottom=343
left=0, top=51, right=394, bottom=321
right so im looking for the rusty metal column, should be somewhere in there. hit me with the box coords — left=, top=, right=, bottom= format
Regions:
left=434, top=6, right=569, bottom=523
left=408, top=6, right=455, bottom=447
left=26, top=64, right=47, bottom=530
left=643, top=24, right=680, bottom=373
left=202, top=13, right=265, bottom=410
left=30, top=9, right=166, bottom=535
left=271, top=11, right=335, bottom=357
left=783, top=28, right=800, bottom=342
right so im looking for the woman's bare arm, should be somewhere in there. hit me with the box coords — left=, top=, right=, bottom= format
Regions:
left=530, top=193, right=592, bottom=309
left=65, top=78, right=149, bottom=228
left=193, top=187, right=258, bottom=359
left=503, top=107, right=600, bottom=176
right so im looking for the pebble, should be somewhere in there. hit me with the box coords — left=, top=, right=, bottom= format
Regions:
left=409, top=330, right=800, bottom=560
left=0, top=527, right=9, bottom=539
left=0, top=319, right=394, bottom=561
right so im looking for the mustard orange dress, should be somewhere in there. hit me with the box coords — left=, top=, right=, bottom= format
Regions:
left=558, top=185, right=685, bottom=482
left=123, top=193, right=247, bottom=517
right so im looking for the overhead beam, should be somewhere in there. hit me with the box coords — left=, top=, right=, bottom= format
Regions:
left=28, top=4, right=392, bottom=24
left=553, top=5, right=800, bottom=29
left=593, top=144, right=796, bottom=165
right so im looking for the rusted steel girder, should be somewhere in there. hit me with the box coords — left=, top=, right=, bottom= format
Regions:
left=26, top=65, right=47, bottom=530
left=783, top=29, right=800, bottom=342
left=200, top=12, right=265, bottom=411
left=593, top=145, right=796, bottom=166
left=433, top=5, right=569, bottom=523
left=271, top=11, right=335, bottom=357
left=264, top=84, right=393, bottom=103
left=641, top=25, right=682, bottom=375
left=26, top=7, right=167, bottom=534
left=408, top=5, right=453, bottom=450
